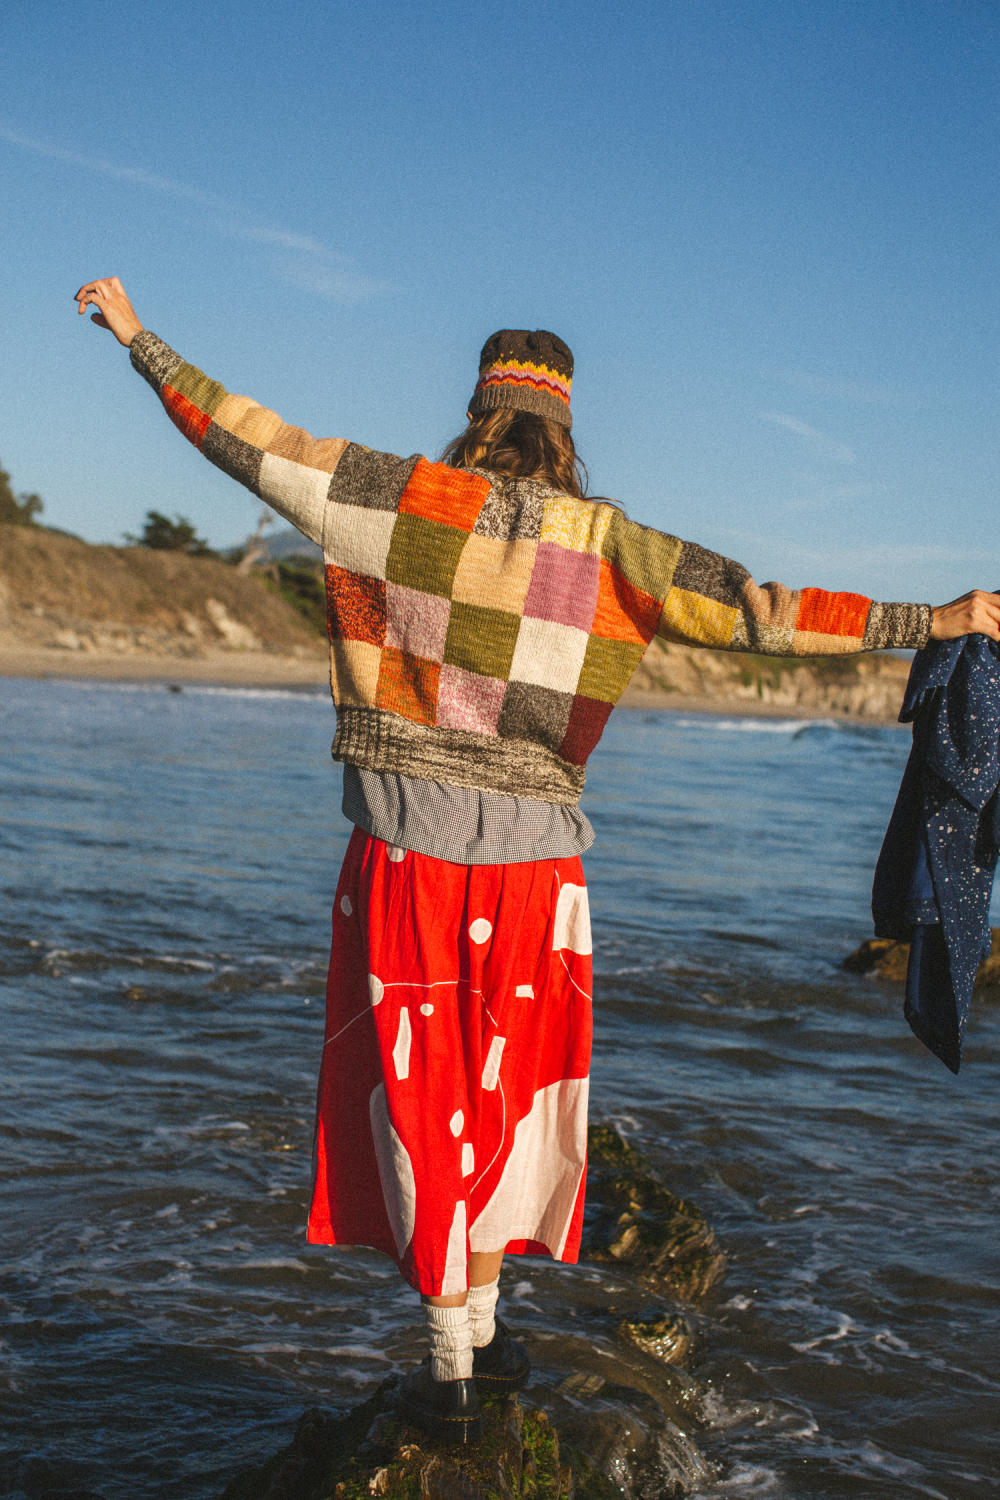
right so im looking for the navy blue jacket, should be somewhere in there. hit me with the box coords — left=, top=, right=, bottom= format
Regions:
left=872, top=633, right=1000, bottom=1072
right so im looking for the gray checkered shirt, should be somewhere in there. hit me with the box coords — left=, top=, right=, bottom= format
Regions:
left=342, top=766, right=594, bottom=865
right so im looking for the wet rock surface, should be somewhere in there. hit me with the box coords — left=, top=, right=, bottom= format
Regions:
left=845, top=927, right=1000, bottom=994
left=219, top=1126, right=722, bottom=1499
left=221, top=1391, right=581, bottom=1500
left=220, top=1373, right=710, bottom=1500
left=583, top=1124, right=727, bottom=1302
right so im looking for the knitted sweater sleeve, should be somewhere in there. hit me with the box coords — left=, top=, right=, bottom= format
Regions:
left=129, top=330, right=347, bottom=549
left=645, top=528, right=932, bottom=655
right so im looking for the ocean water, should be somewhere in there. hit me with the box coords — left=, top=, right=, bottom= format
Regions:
left=1, top=676, right=998, bottom=1499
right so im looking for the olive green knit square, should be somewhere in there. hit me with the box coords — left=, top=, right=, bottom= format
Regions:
left=602, top=511, right=682, bottom=601
left=167, top=362, right=228, bottom=418
left=385, top=513, right=467, bottom=598
left=577, top=634, right=647, bottom=702
left=443, top=601, right=521, bottom=679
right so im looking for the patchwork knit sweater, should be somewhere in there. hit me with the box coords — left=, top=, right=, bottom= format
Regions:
left=130, top=331, right=932, bottom=804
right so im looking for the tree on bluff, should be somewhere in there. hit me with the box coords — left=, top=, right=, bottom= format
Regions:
left=0, top=461, right=44, bottom=525
left=126, top=510, right=217, bottom=557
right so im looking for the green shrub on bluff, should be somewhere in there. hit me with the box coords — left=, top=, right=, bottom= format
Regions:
left=0, top=460, right=43, bottom=526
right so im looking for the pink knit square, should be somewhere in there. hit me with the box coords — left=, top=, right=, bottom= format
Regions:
left=384, top=583, right=451, bottom=662
left=436, top=665, right=506, bottom=735
left=523, top=542, right=600, bottom=630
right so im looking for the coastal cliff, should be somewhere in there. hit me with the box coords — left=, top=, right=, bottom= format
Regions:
left=0, top=525, right=328, bottom=685
left=623, top=636, right=911, bottom=721
left=0, top=526, right=911, bottom=718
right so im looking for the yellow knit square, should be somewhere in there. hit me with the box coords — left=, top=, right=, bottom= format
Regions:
left=658, top=588, right=738, bottom=648
left=539, top=496, right=613, bottom=555
left=329, top=637, right=382, bottom=706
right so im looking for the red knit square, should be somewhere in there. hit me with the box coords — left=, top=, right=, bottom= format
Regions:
left=325, top=565, right=386, bottom=646
left=795, top=588, right=869, bottom=638
left=398, top=457, right=490, bottom=531
left=163, top=385, right=212, bottom=448
left=559, top=695, right=614, bottom=766
left=375, top=647, right=441, bottom=725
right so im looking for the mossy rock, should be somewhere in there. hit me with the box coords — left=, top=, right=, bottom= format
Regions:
left=220, top=1389, right=603, bottom=1500
left=220, top=1125, right=722, bottom=1499
left=618, top=1311, right=693, bottom=1367
left=585, top=1127, right=726, bottom=1300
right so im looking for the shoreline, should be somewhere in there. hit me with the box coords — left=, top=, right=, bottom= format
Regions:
left=0, top=646, right=330, bottom=691
left=1, top=645, right=906, bottom=724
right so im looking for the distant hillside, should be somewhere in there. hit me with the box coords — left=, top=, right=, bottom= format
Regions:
left=264, top=526, right=322, bottom=562
left=0, top=526, right=327, bottom=663
left=0, top=525, right=912, bottom=718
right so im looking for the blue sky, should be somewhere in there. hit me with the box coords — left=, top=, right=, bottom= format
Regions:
left=2, top=0, right=997, bottom=604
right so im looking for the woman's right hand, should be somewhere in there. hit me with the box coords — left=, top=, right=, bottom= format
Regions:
left=930, top=591, right=1000, bottom=641
left=74, top=277, right=144, bottom=347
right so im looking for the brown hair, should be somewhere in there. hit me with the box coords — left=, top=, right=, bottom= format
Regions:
left=441, top=407, right=588, bottom=499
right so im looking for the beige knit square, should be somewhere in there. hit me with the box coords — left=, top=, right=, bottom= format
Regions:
left=260, top=451, right=333, bottom=536
left=212, top=393, right=284, bottom=447
left=509, top=615, right=589, bottom=691
left=730, top=619, right=796, bottom=655
left=793, top=630, right=856, bottom=656
left=330, top=638, right=382, bottom=705
left=539, top=496, right=613, bottom=555
left=452, top=534, right=538, bottom=611
left=324, top=502, right=397, bottom=580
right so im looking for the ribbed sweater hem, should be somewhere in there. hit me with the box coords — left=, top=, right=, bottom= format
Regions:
left=331, top=707, right=586, bottom=805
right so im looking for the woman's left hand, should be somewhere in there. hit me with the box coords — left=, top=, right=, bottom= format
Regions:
left=74, top=277, right=144, bottom=347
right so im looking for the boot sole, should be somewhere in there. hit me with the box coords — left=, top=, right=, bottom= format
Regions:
left=397, top=1398, right=484, bottom=1444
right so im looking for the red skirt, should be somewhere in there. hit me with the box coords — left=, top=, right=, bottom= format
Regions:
left=307, top=828, right=593, bottom=1295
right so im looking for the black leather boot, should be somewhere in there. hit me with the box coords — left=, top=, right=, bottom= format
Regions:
left=396, top=1363, right=484, bottom=1444
left=472, top=1318, right=531, bottom=1394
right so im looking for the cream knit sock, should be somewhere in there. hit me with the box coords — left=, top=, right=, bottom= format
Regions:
left=424, top=1302, right=474, bottom=1382
left=467, top=1277, right=500, bottom=1348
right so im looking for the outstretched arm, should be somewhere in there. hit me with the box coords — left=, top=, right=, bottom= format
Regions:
left=73, top=277, right=346, bottom=549
left=646, top=530, right=1000, bottom=656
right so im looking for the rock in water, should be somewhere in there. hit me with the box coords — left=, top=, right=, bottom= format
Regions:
left=584, top=1125, right=727, bottom=1300
left=220, top=1390, right=585, bottom=1499
left=618, top=1311, right=693, bottom=1367
left=844, top=928, right=1000, bottom=996
left=219, top=1125, right=723, bottom=1498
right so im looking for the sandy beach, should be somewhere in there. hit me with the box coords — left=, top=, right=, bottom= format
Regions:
left=0, top=645, right=331, bottom=691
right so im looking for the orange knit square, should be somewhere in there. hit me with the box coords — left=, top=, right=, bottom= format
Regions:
left=591, top=559, right=661, bottom=645
left=375, top=646, right=441, bottom=726
left=398, top=457, right=490, bottom=531
left=795, top=588, right=869, bottom=638
left=163, top=385, right=212, bottom=447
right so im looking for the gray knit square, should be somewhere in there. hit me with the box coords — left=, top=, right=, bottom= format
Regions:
left=497, top=681, right=574, bottom=751
left=203, top=423, right=264, bottom=494
left=473, top=478, right=544, bottom=540
left=330, top=444, right=418, bottom=512
left=672, top=540, right=750, bottom=605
